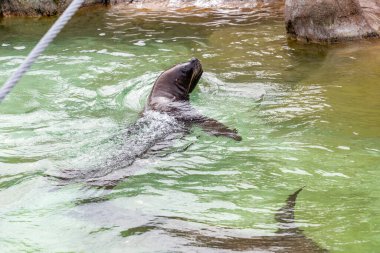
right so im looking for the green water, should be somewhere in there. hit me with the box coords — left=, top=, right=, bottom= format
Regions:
left=1, top=6, right=380, bottom=253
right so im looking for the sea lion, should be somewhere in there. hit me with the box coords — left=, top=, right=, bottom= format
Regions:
left=121, top=188, right=328, bottom=252
left=52, top=58, right=240, bottom=186
left=145, top=57, right=242, bottom=141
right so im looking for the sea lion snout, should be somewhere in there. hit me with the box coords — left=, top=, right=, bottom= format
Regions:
left=186, top=58, right=203, bottom=94
left=188, top=57, right=202, bottom=72
left=189, top=57, right=200, bottom=65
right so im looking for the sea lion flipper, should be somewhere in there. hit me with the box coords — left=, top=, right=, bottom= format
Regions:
left=194, top=116, right=242, bottom=141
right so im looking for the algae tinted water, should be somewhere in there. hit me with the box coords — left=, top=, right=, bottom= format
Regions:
left=0, top=6, right=379, bottom=252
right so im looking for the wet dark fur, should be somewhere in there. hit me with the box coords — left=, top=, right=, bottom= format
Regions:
left=50, top=58, right=240, bottom=186
left=145, top=57, right=241, bottom=141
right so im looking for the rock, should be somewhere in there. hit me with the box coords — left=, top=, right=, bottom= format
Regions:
left=285, top=0, right=380, bottom=42
left=0, top=0, right=132, bottom=16
left=0, top=0, right=59, bottom=16
left=361, top=0, right=380, bottom=32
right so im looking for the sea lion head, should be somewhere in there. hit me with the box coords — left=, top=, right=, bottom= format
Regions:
left=149, top=58, right=203, bottom=102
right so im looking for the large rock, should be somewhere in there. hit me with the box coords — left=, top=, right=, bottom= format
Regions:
left=285, top=0, right=380, bottom=42
left=0, top=0, right=131, bottom=16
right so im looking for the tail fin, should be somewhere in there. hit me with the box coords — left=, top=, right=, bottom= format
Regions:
left=275, top=187, right=305, bottom=234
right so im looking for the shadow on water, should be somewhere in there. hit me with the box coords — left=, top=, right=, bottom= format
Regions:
left=120, top=188, right=327, bottom=252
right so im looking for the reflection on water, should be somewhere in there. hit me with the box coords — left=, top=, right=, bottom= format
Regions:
left=0, top=5, right=380, bottom=253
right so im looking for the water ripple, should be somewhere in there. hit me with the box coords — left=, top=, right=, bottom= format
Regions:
left=0, top=6, right=379, bottom=253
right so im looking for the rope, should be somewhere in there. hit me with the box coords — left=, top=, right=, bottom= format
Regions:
left=0, top=0, right=85, bottom=103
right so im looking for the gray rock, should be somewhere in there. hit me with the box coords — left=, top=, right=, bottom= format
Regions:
left=285, top=0, right=380, bottom=42
left=0, top=0, right=59, bottom=16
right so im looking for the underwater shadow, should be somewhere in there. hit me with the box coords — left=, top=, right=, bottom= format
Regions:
left=120, top=188, right=328, bottom=252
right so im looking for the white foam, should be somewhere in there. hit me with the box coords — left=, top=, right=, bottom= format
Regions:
left=133, top=40, right=146, bottom=46
left=13, top=46, right=26, bottom=50
left=337, top=146, right=350, bottom=150
left=96, top=49, right=135, bottom=57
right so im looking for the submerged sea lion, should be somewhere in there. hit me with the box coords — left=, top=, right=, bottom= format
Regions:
left=121, top=188, right=328, bottom=252
left=145, top=57, right=241, bottom=141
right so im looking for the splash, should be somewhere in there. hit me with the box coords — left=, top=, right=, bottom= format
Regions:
left=51, top=110, right=186, bottom=186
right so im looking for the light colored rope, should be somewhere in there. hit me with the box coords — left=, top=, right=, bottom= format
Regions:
left=0, top=0, right=85, bottom=103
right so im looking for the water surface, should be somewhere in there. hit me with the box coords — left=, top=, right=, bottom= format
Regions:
left=0, top=6, right=380, bottom=253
